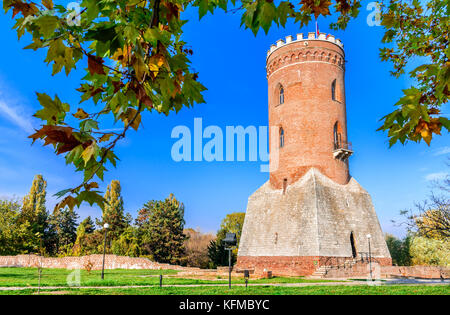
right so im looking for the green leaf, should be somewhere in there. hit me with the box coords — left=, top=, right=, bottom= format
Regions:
left=35, top=93, right=70, bottom=124
left=35, top=15, right=59, bottom=38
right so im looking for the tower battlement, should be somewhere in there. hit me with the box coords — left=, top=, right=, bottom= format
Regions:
left=267, top=32, right=343, bottom=58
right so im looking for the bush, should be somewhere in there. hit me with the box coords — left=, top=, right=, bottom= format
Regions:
left=410, top=236, right=450, bottom=266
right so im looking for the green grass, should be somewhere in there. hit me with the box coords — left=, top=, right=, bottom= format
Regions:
left=0, top=267, right=337, bottom=287
left=1, top=285, right=448, bottom=295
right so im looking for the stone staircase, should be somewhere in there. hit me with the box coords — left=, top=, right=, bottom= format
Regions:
left=310, top=259, right=359, bottom=279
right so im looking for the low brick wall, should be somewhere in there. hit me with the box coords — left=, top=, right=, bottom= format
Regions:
left=322, top=262, right=450, bottom=279
left=236, top=256, right=392, bottom=277
left=236, top=256, right=318, bottom=276
left=0, top=254, right=191, bottom=271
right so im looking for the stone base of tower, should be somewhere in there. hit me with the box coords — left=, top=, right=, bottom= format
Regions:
left=236, top=168, right=391, bottom=276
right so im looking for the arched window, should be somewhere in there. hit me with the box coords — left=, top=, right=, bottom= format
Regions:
left=333, top=122, right=341, bottom=150
left=331, top=79, right=336, bottom=101
left=279, top=86, right=284, bottom=105
left=279, top=127, right=285, bottom=148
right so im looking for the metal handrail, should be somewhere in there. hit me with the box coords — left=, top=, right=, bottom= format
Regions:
left=333, top=140, right=352, bottom=151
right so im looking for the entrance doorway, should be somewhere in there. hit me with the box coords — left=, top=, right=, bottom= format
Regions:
left=350, top=232, right=357, bottom=258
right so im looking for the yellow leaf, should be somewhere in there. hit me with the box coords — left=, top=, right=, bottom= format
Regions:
left=149, top=63, right=159, bottom=76
left=133, top=55, right=147, bottom=81
left=73, top=108, right=89, bottom=120
left=84, top=182, right=99, bottom=190
left=131, top=113, right=141, bottom=131
left=119, top=108, right=141, bottom=131
left=55, top=195, right=77, bottom=212
left=82, top=142, right=97, bottom=165
left=99, top=133, right=113, bottom=142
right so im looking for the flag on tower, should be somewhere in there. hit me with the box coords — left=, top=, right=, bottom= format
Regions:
left=316, top=21, right=320, bottom=37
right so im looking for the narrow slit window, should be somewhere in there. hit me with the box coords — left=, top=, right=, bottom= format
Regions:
left=279, top=86, right=284, bottom=105
left=331, top=79, right=336, bottom=101
left=280, top=127, right=285, bottom=148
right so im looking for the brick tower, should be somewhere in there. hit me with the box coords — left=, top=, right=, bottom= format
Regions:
left=236, top=33, right=391, bottom=276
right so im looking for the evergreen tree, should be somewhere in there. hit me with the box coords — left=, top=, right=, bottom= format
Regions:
left=73, top=216, right=100, bottom=256
left=80, top=216, right=96, bottom=234
left=207, top=237, right=229, bottom=268
left=99, top=180, right=128, bottom=238
left=137, top=194, right=187, bottom=264
left=55, top=208, right=79, bottom=249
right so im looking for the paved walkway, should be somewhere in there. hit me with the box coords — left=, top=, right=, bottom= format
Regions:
left=0, top=279, right=448, bottom=291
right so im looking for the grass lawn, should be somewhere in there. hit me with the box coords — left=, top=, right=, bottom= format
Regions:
left=0, top=285, right=448, bottom=295
left=0, top=267, right=337, bottom=287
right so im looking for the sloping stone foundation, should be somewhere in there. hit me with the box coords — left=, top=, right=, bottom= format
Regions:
left=237, top=168, right=392, bottom=276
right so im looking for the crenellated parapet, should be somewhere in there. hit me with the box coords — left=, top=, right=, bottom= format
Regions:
left=266, top=32, right=345, bottom=77
left=267, top=32, right=344, bottom=57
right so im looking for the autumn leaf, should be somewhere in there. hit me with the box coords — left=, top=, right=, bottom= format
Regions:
left=29, top=125, right=83, bottom=154
left=81, top=141, right=99, bottom=165
left=42, top=0, right=53, bottom=10
left=87, top=54, right=105, bottom=75
left=299, top=0, right=331, bottom=18
left=54, top=195, right=78, bottom=212
left=119, top=108, right=141, bottom=131
left=99, top=133, right=113, bottom=142
left=84, top=182, right=99, bottom=190
left=9, top=0, right=39, bottom=18
left=132, top=55, right=147, bottom=81
left=73, top=108, right=89, bottom=119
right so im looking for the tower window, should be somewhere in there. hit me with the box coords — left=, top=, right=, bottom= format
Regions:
left=331, top=79, right=336, bottom=101
left=279, top=127, right=285, bottom=148
left=283, top=179, right=287, bottom=194
left=279, top=86, right=284, bottom=105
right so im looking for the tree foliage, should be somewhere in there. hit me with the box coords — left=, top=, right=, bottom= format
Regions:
left=385, top=233, right=412, bottom=266
left=378, top=0, right=449, bottom=146
left=0, top=200, right=34, bottom=255
left=137, top=193, right=187, bottom=263
left=208, top=212, right=245, bottom=267
left=410, top=236, right=450, bottom=266
left=98, top=180, right=129, bottom=238
left=399, top=157, right=449, bottom=240
left=1, top=0, right=365, bottom=208
left=53, top=207, right=79, bottom=249
left=19, top=174, right=56, bottom=253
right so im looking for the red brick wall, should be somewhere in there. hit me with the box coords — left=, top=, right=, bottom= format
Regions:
left=237, top=256, right=319, bottom=276
left=236, top=255, right=388, bottom=276
left=267, top=39, right=349, bottom=189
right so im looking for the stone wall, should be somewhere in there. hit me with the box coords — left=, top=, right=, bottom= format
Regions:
left=0, top=254, right=190, bottom=271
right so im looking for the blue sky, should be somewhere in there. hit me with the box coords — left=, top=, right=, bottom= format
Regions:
left=0, top=2, right=448, bottom=237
